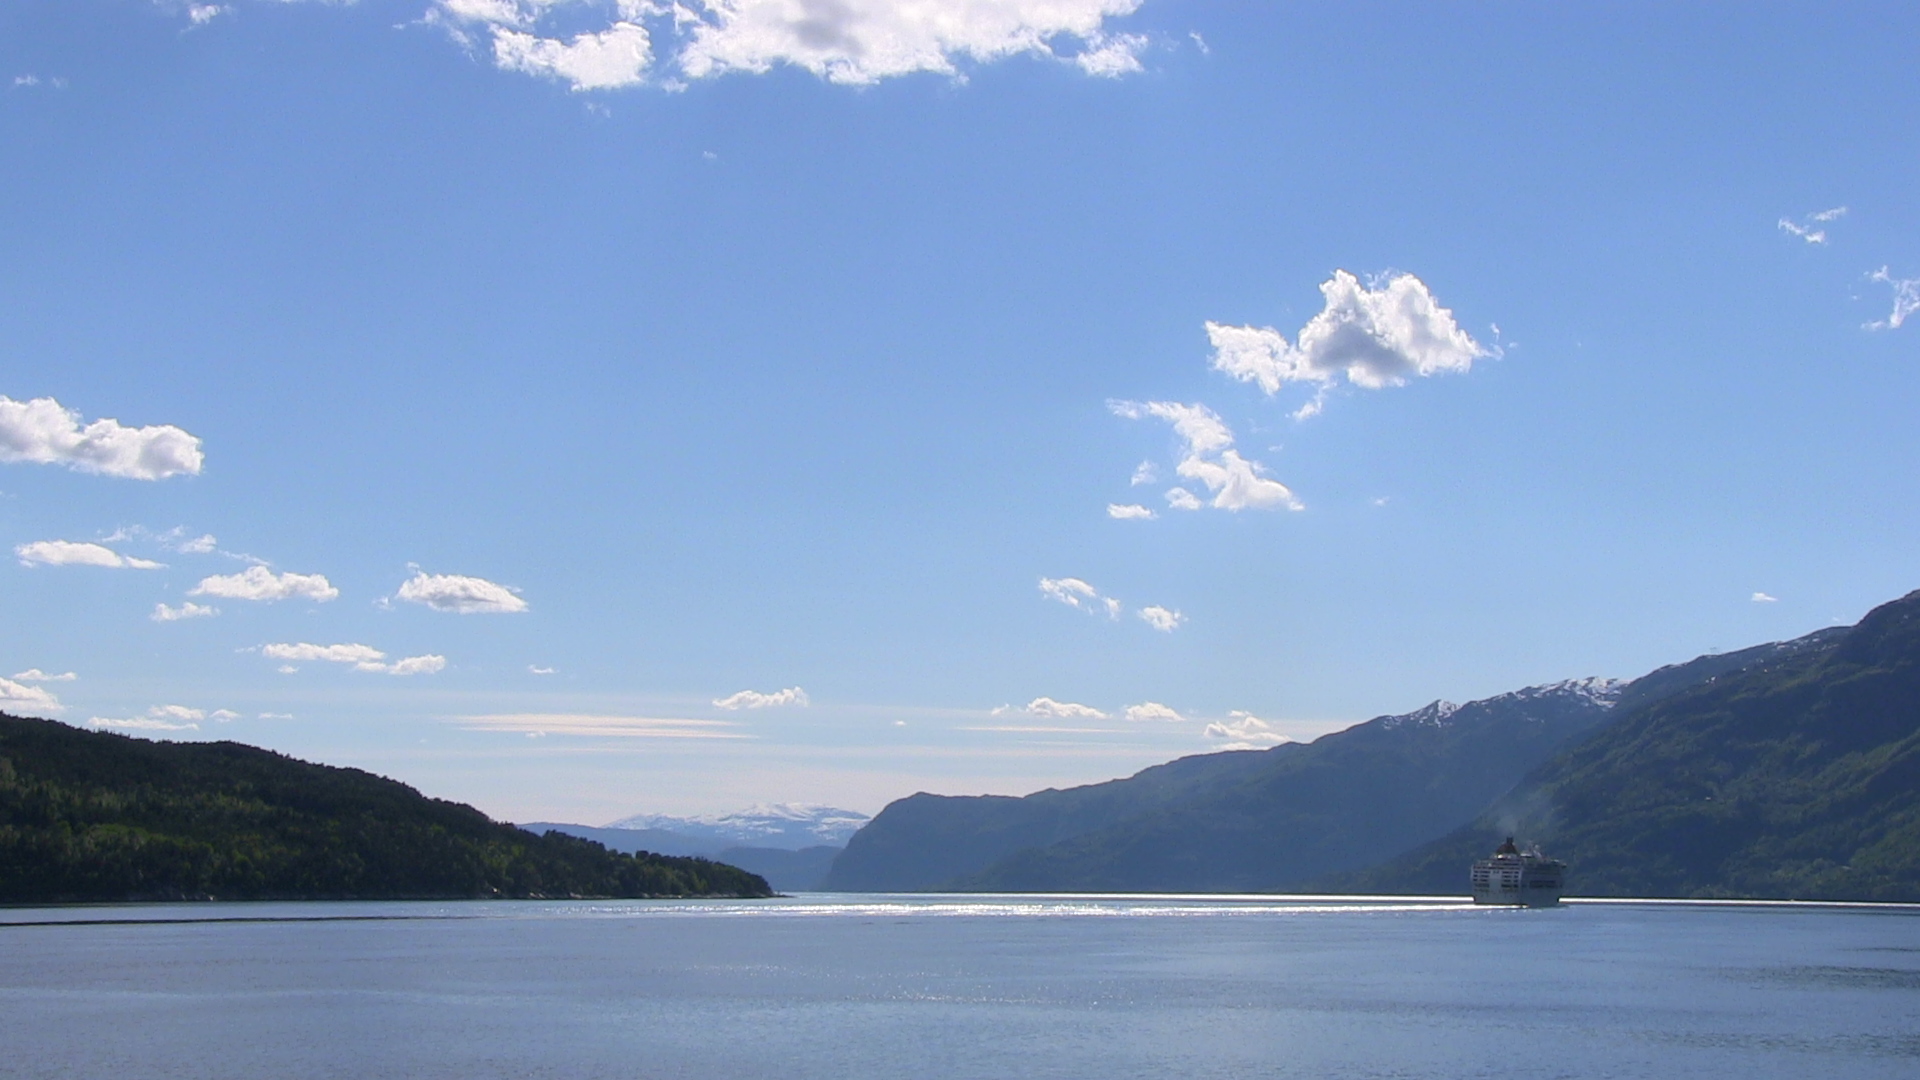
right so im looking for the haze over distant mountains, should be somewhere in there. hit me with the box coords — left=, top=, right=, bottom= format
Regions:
left=820, top=592, right=1920, bottom=901
left=523, top=804, right=869, bottom=892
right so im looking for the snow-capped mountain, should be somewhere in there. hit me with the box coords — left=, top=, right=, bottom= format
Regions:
left=604, top=803, right=870, bottom=850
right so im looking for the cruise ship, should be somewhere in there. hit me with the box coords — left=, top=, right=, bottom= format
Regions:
left=1470, top=837, right=1565, bottom=906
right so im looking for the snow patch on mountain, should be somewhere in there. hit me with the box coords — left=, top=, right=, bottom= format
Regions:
left=604, top=803, right=870, bottom=849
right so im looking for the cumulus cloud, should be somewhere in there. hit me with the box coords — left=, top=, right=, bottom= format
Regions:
left=1136, top=605, right=1184, bottom=632
left=187, top=4, right=229, bottom=24
left=259, top=641, right=444, bottom=675
left=1122, top=701, right=1183, bottom=722
left=429, top=0, right=1146, bottom=91
left=0, top=396, right=203, bottom=479
left=192, top=566, right=339, bottom=603
left=11, top=669, right=75, bottom=682
left=1778, top=206, right=1846, bottom=245
left=1039, top=576, right=1123, bottom=619
left=396, top=570, right=527, bottom=614
left=1866, top=267, right=1919, bottom=330
left=15, top=540, right=163, bottom=569
left=494, top=20, right=654, bottom=91
left=1107, top=503, right=1156, bottom=520
left=152, top=601, right=219, bottom=622
left=1110, top=400, right=1300, bottom=512
left=0, top=676, right=63, bottom=713
left=713, top=686, right=810, bottom=709
left=997, top=696, right=1109, bottom=720
left=1207, top=271, right=1485, bottom=419
left=1129, top=460, right=1156, bottom=486
left=1203, top=711, right=1289, bottom=750
left=88, top=704, right=212, bottom=732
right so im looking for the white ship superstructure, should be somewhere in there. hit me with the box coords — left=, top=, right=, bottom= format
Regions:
left=1470, top=837, right=1565, bottom=906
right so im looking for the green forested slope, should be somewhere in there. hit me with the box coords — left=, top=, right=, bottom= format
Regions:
left=1336, top=591, right=1920, bottom=901
left=0, top=715, right=772, bottom=902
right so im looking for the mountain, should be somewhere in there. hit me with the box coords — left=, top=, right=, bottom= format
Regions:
left=826, top=679, right=1636, bottom=892
left=603, top=803, right=869, bottom=850
left=519, top=821, right=844, bottom=890
left=1334, top=593, right=1920, bottom=901
left=824, top=627, right=1849, bottom=894
left=0, top=714, right=772, bottom=903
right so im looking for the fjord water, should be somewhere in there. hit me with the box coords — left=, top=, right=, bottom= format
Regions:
left=2, top=896, right=1915, bottom=1079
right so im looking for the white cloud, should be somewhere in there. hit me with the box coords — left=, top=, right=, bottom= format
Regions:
left=383, top=654, right=448, bottom=676
left=210, top=709, right=241, bottom=722
left=149, top=705, right=206, bottom=722
left=262, top=642, right=388, bottom=666
left=0, top=677, right=63, bottom=713
left=1073, top=32, right=1146, bottom=77
left=187, top=4, right=229, bottom=24
left=529, top=665, right=556, bottom=675
left=1165, top=486, right=1202, bottom=511
left=1122, top=701, right=1183, bottom=722
left=431, top=0, right=1145, bottom=90
left=0, top=396, right=203, bottom=479
left=1752, top=592, right=1778, bottom=603
left=713, top=686, right=810, bottom=709
left=192, top=565, right=339, bottom=603
left=15, top=540, right=163, bottom=569
left=152, top=601, right=219, bottom=622
left=494, top=21, right=654, bottom=91
left=1866, top=267, right=1920, bottom=330
left=1110, top=400, right=1300, bottom=512
left=1203, top=711, right=1289, bottom=750
left=1778, top=206, right=1846, bottom=245
left=676, top=0, right=1145, bottom=85
left=452, top=712, right=747, bottom=739
left=1002, top=696, right=1109, bottom=720
left=1129, top=460, right=1156, bottom=486
left=11, top=669, right=75, bottom=682
left=396, top=570, right=528, bottom=614
left=13, top=75, right=39, bottom=87
left=1107, top=503, right=1156, bottom=520
left=1207, top=271, right=1485, bottom=419
left=259, top=641, right=446, bottom=676
left=1136, top=605, right=1184, bottom=632
left=178, top=533, right=218, bottom=554
left=1039, top=576, right=1097, bottom=608
left=258, top=712, right=295, bottom=719
left=90, top=716, right=197, bottom=732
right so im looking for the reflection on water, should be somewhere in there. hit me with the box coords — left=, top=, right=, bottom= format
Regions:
left=3, top=895, right=1916, bottom=1080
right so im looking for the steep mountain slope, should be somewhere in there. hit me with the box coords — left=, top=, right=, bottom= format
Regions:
left=1337, top=593, right=1920, bottom=901
left=0, top=715, right=772, bottom=902
left=823, top=746, right=1289, bottom=890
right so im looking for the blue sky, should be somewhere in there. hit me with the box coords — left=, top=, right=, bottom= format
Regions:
left=2, top=1, right=1916, bottom=822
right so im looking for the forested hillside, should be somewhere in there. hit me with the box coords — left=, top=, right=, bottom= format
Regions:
left=1337, top=591, right=1920, bottom=901
left=0, top=715, right=772, bottom=903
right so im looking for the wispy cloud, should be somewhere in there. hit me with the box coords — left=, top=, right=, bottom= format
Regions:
left=1039, top=576, right=1122, bottom=619
left=0, top=396, right=203, bottom=479
left=16, top=540, right=163, bottom=569
left=187, top=4, right=229, bottom=25
left=529, top=665, right=556, bottom=675
left=11, top=669, right=75, bottom=682
left=1752, top=592, right=1779, bottom=603
left=396, top=570, right=527, bottom=613
left=992, top=697, right=1109, bottom=720
left=1107, top=503, right=1156, bottom=520
left=0, top=676, right=63, bottom=713
left=713, top=686, right=810, bottom=709
left=1777, top=206, right=1846, bottom=245
left=1110, top=400, right=1300, bottom=512
left=153, top=601, right=219, bottom=622
left=427, top=0, right=1148, bottom=92
left=1203, top=711, right=1289, bottom=750
left=1122, top=701, right=1184, bottom=722
left=1207, top=271, right=1485, bottom=420
left=451, top=713, right=749, bottom=739
left=1136, top=605, right=1184, bottom=632
left=192, top=566, right=339, bottom=603
left=259, top=642, right=446, bottom=676
left=1866, top=267, right=1919, bottom=330
left=88, top=704, right=211, bottom=732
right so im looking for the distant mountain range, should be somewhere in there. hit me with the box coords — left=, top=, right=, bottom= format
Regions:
left=821, top=599, right=1904, bottom=899
left=521, top=804, right=868, bottom=891
left=0, top=715, right=773, bottom=903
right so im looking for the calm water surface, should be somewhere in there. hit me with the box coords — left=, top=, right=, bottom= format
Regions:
left=2, top=894, right=1916, bottom=1079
